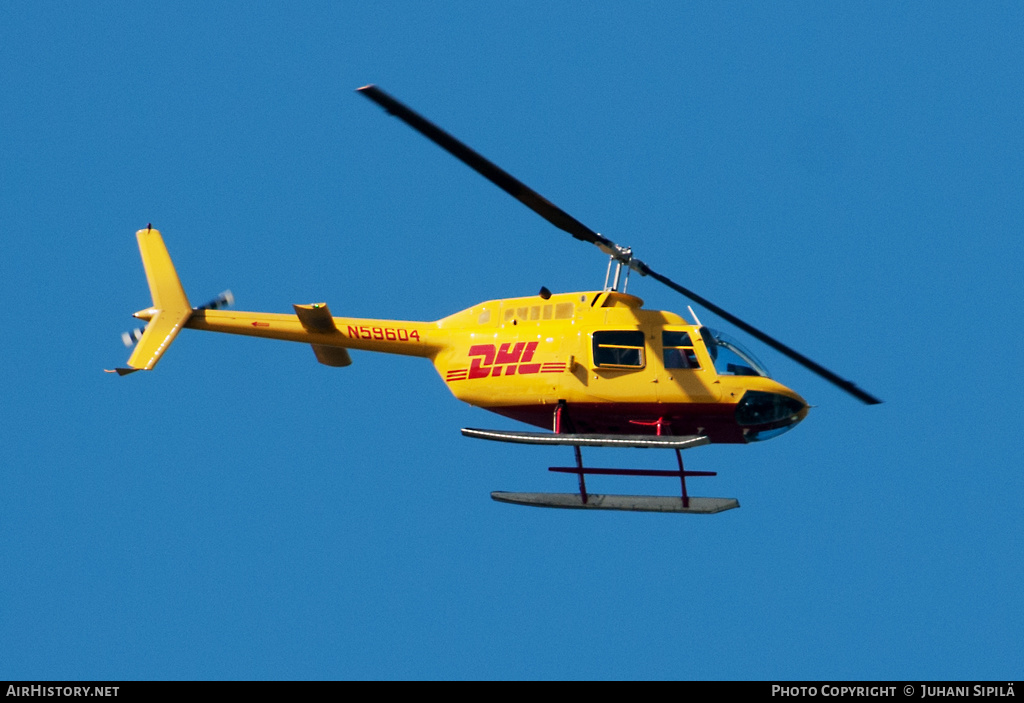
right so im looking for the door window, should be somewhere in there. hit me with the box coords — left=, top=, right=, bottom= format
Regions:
left=662, top=330, right=700, bottom=369
left=592, top=330, right=645, bottom=369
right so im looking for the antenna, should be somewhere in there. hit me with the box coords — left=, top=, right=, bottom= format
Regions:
left=687, top=305, right=703, bottom=327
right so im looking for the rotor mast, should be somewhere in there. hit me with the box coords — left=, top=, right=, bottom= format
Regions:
left=603, top=248, right=633, bottom=293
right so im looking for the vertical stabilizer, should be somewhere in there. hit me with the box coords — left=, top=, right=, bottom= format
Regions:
left=111, top=227, right=193, bottom=374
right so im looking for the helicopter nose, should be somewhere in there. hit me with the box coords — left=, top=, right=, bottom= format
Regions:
left=736, top=390, right=807, bottom=425
left=735, top=390, right=809, bottom=441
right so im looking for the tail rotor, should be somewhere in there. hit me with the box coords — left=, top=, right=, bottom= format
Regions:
left=120, top=290, right=233, bottom=348
left=195, top=290, right=234, bottom=312
left=121, top=326, right=148, bottom=348
left=109, top=227, right=224, bottom=375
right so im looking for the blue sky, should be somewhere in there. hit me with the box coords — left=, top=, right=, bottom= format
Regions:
left=2, top=2, right=1021, bottom=680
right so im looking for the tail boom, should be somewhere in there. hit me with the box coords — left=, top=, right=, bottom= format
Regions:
left=186, top=309, right=441, bottom=358
left=114, top=227, right=443, bottom=374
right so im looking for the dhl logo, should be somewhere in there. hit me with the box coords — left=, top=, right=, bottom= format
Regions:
left=446, top=342, right=565, bottom=382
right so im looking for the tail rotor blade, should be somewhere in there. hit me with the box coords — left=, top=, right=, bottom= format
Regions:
left=195, top=290, right=234, bottom=311
left=122, top=326, right=148, bottom=348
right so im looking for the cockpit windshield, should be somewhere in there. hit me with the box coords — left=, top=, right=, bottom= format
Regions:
left=701, top=328, right=771, bottom=378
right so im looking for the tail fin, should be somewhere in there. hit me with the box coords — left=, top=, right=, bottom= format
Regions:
left=107, top=227, right=192, bottom=375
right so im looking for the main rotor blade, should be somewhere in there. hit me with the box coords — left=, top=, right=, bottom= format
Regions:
left=356, top=85, right=620, bottom=255
left=635, top=263, right=882, bottom=404
left=357, top=84, right=881, bottom=405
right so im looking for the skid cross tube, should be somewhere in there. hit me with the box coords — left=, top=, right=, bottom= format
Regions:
left=548, top=467, right=717, bottom=478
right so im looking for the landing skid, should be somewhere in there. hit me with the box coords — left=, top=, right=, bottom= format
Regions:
left=461, top=427, right=709, bottom=450
left=465, top=425, right=738, bottom=515
left=492, top=492, right=739, bottom=514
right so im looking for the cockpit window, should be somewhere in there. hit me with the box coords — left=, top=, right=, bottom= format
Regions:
left=593, top=330, right=645, bottom=368
left=701, top=328, right=771, bottom=378
left=662, top=330, right=700, bottom=369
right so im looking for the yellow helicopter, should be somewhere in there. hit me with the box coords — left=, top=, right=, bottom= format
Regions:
left=110, top=85, right=880, bottom=514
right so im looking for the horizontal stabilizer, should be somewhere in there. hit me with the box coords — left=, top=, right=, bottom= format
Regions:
left=293, top=304, right=352, bottom=367
left=462, top=428, right=709, bottom=450
left=310, top=344, right=352, bottom=367
left=293, top=303, right=338, bottom=332
left=491, top=492, right=739, bottom=514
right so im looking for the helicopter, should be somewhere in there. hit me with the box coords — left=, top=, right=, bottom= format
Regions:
left=110, top=85, right=881, bottom=514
